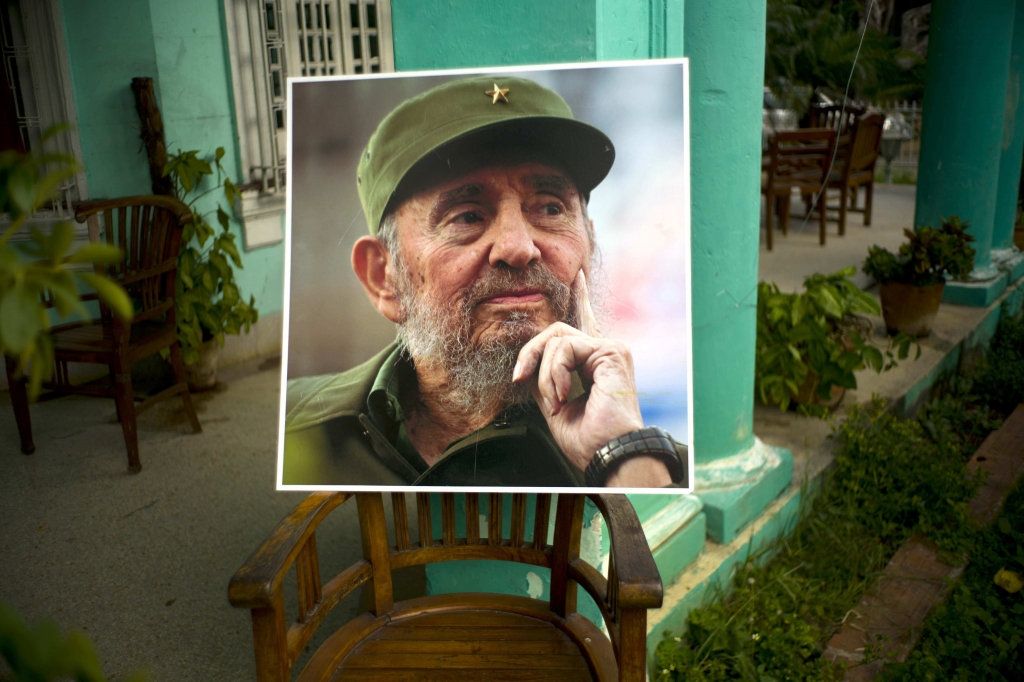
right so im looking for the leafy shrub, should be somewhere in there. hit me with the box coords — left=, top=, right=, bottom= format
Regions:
left=162, top=148, right=258, bottom=363
left=973, top=313, right=1024, bottom=416
left=0, top=128, right=132, bottom=398
left=863, top=217, right=976, bottom=287
left=756, top=267, right=916, bottom=414
left=0, top=600, right=146, bottom=681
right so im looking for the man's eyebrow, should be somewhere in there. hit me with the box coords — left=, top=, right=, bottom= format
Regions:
left=526, top=174, right=576, bottom=195
left=429, top=183, right=482, bottom=224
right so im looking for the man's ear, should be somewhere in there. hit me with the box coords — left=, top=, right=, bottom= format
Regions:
left=351, top=235, right=403, bottom=323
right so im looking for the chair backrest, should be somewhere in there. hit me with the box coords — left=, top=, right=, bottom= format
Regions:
left=229, top=491, right=661, bottom=682
left=846, top=112, right=885, bottom=173
left=765, top=128, right=838, bottom=189
left=74, top=196, right=192, bottom=324
left=807, top=102, right=866, bottom=135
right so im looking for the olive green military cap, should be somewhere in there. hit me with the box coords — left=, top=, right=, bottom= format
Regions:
left=357, top=75, right=615, bottom=234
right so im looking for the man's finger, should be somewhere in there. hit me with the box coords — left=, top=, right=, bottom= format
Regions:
left=575, top=269, right=601, bottom=338
left=512, top=321, right=586, bottom=382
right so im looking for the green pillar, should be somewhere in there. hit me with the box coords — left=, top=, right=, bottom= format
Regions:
left=684, top=0, right=792, bottom=544
left=916, top=0, right=1017, bottom=306
left=993, top=0, right=1024, bottom=282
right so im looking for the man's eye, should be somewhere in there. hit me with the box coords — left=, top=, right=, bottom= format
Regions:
left=453, top=211, right=484, bottom=224
left=541, top=203, right=563, bottom=216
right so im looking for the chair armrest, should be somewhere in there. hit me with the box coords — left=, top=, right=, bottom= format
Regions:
left=228, top=492, right=350, bottom=609
left=588, top=494, right=663, bottom=610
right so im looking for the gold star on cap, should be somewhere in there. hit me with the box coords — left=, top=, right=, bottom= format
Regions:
left=485, top=83, right=510, bottom=104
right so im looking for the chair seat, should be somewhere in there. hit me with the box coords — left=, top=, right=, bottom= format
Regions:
left=51, top=319, right=174, bottom=359
left=305, top=595, right=614, bottom=682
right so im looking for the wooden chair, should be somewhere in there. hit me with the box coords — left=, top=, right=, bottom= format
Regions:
left=4, top=196, right=202, bottom=472
left=761, top=128, right=838, bottom=249
left=806, top=101, right=866, bottom=138
left=825, top=112, right=884, bottom=235
left=229, top=492, right=663, bottom=682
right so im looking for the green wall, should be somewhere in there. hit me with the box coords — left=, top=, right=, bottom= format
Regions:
left=60, top=0, right=285, bottom=317
left=391, top=0, right=596, bottom=69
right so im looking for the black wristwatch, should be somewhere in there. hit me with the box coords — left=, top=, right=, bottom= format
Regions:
left=584, top=426, right=687, bottom=486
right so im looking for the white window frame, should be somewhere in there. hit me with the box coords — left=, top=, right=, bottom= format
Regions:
left=223, top=0, right=394, bottom=250
left=1, top=0, right=89, bottom=241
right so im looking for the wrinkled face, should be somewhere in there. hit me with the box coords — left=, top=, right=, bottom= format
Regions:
left=390, top=161, right=591, bottom=346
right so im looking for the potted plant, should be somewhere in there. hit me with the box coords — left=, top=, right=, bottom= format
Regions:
left=162, top=148, right=258, bottom=390
left=1, top=128, right=132, bottom=399
left=862, top=217, right=975, bottom=337
left=755, top=267, right=918, bottom=415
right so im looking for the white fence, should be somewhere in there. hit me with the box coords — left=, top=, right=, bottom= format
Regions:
left=873, top=100, right=922, bottom=183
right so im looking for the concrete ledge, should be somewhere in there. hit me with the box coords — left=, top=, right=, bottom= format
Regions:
left=943, top=274, right=1008, bottom=307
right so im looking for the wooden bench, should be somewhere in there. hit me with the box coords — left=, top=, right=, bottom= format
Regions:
left=229, top=492, right=663, bottom=681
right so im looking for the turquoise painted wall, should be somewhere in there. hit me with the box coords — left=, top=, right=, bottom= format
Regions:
left=684, top=0, right=765, bottom=462
left=59, top=0, right=158, bottom=198
left=390, top=0, right=596, bottom=69
left=59, top=0, right=285, bottom=316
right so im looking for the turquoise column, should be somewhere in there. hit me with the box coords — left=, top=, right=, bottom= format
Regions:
left=916, top=0, right=1017, bottom=306
left=684, top=0, right=792, bottom=543
left=993, top=0, right=1024, bottom=283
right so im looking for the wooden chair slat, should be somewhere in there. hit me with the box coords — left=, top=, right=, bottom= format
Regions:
left=357, top=493, right=394, bottom=616
left=607, top=551, right=618, bottom=619
left=510, top=493, right=527, bottom=547
left=441, top=493, right=456, bottom=546
left=550, top=494, right=584, bottom=619
left=416, top=493, right=433, bottom=549
left=532, top=494, right=551, bottom=550
left=295, top=535, right=322, bottom=622
left=130, top=203, right=141, bottom=271
left=391, top=493, right=410, bottom=551
left=465, top=493, right=479, bottom=544
left=488, top=493, right=503, bottom=546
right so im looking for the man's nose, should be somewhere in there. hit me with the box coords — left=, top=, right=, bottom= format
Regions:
left=488, top=203, right=542, bottom=269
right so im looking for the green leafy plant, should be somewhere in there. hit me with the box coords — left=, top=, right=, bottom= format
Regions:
left=973, top=312, right=1024, bottom=417
left=0, top=127, right=132, bottom=398
left=863, top=217, right=976, bottom=287
left=0, top=600, right=146, bottom=682
left=755, top=266, right=917, bottom=414
left=162, top=147, right=257, bottom=363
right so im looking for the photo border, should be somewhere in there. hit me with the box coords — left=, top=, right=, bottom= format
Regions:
left=276, top=57, right=694, bottom=495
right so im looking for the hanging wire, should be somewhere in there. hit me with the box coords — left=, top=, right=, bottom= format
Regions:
left=795, top=0, right=877, bottom=233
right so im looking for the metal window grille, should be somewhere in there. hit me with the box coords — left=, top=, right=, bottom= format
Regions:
left=285, top=0, right=394, bottom=77
left=226, top=0, right=393, bottom=198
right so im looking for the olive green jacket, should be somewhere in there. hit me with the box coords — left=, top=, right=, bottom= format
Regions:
left=282, top=343, right=587, bottom=487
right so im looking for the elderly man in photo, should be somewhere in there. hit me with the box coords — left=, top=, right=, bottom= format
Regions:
left=284, top=76, right=687, bottom=488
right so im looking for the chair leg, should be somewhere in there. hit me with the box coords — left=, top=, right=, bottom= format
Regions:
left=850, top=186, right=858, bottom=209
left=864, top=181, right=874, bottom=226
left=112, top=356, right=141, bottom=473
left=4, top=357, right=35, bottom=455
left=765, top=195, right=774, bottom=251
left=781, top=194, right=791, bottom=235
left=838, top=186, right=848, bottom=236
left=818, top=191, right=827, bottom=246
left=169, top=342, right=202, bottom=434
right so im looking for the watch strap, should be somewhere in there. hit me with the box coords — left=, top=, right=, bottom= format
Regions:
left=585, top=426, right=685, bottom=487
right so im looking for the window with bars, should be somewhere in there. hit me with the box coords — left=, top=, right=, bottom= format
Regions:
left=224, top=0, right=393, bottom=248
left=1, top=0, right=88, bottom=236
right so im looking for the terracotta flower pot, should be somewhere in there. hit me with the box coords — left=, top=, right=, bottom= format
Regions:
left=792, top=369, right=846, bottom=410
left=879, top=281, right=945, bottom=337
left=184, top=339, right=220, bottom=392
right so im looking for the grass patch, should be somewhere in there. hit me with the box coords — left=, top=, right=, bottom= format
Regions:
left=654, top=313, right=1024, bottom=681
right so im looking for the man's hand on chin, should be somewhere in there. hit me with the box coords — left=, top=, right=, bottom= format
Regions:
left=512, top=270, right=672, bottom=488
